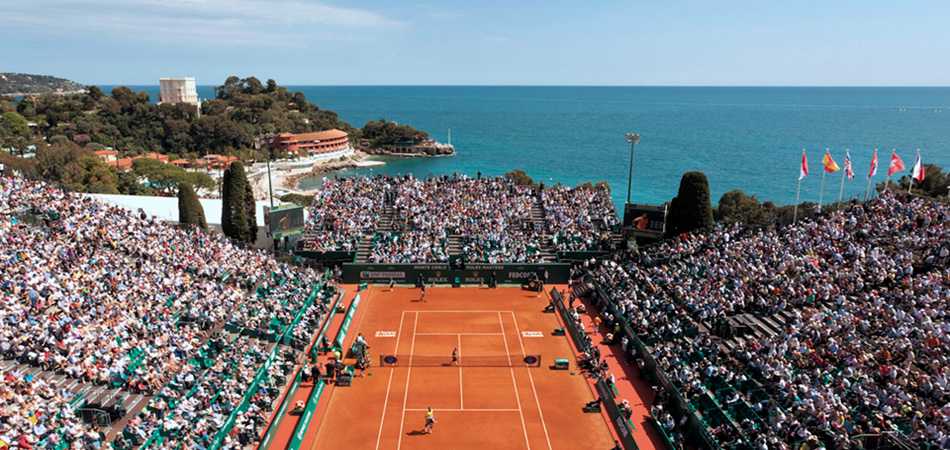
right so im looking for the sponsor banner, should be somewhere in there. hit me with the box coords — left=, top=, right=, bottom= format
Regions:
left=287, top=379, right=326, bottom=450
left=342, top=263, right=570, bottom=285
left=596, top=379, right=640, bottom=449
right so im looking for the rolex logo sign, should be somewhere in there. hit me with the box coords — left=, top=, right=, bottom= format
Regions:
left=435, top=271, right=441, bottom=277
left=473, top=271, right=479, bottom=277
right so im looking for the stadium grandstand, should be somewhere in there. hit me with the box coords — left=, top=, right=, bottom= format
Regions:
left=0, top=175, right=340, bottom=449
left=3, top=169, right=948, bottom=450
left=298, top=174, right=623, bottom=265
left=569, top=192, right=950, bottom=449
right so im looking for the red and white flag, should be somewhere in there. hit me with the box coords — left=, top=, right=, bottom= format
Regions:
left=868, top=151, right=878, bottom=179
left=912, top=151, right=925, bottom=183
left=799, top=151, right=808, bottom=180
left=888, top=151, right=905, bottom=177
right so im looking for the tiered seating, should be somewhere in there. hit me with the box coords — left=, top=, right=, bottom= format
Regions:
left=303, top=174, right=549, bottom=263
left=542, top=186, right=619, bottom=252
left=0, top=175, right=324, bottom=448
left=586, top=191, right=950, bottom=448
left=369, top=231, right=449, bottom=263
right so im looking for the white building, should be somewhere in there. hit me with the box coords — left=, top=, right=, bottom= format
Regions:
left=158, top=77, right=199, bottom=105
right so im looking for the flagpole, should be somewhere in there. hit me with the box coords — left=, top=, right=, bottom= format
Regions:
left=837, top=150, right=847, bottom=209
left=794, top=148, right=804, bottom=223
left=885, top=149, right=894, bottom=192
left=865, top=149, right=875, bottom=201
left=908, top=149, right=919, bottom=194
left=794, top=177, right=802, bottom=222
left=819, top=169, right=826, bottom=209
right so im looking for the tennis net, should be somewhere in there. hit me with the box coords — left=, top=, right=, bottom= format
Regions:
left=378, top=354, right=542, bottom=367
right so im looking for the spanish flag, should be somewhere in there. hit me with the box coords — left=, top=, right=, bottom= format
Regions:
left=823, top=151, right=840, bottom=173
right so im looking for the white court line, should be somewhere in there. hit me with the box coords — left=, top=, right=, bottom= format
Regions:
left=404, top=408, right=521, bottom=412
left=457, top=333, right=463, bottom=409
left=375, top=311, right=407, bottom=450
left=414, top=332, right=504, bottom=335
left=415, top=310, right=518, bottom=313
left=511, top=311, right=553, bottom=450
left=396, top=312, right=419, bottom=450
left=499, top=312, right=531, bottom=450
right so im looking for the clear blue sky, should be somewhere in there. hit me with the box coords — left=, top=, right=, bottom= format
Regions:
left=3, top=0, right=948, bottom=86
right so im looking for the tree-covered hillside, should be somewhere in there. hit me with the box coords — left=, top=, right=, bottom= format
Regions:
left=361, top=118, right=429, bottom=147
left=0, top=76, right=359, bottom=162
left=0, top=72, right=85, bottom=95
left=0, top=77, right=373, bottom=196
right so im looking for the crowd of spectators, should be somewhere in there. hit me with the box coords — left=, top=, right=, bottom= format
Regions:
left=305, top=174, right=622, bottom=263
left=0, top=175, right=324, bottom=449
left=304, top=176, right=388, bottom=252
left=389, top=175, right=541, bottom=263
left=542, top=186, right=619, bottom=252
left=586, top=192, right=950, bottom=448
left=369, top=230, right=449, bottom=263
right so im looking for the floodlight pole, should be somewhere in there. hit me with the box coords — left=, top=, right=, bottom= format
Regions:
left=262, top=128, right=274, bottom=208
left=625, top=133, right=640, bottom=204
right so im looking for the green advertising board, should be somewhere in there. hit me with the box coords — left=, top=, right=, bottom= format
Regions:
left=341, top=263, right=570, bottom=285
left=334, top=294, right=361, bottom=349
left=288, top=378, right=326, bottom=450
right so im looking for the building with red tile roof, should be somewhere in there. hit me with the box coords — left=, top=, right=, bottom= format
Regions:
left=272, top=129, right=349, bottom=156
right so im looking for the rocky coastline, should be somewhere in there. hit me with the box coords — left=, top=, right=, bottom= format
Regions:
left=361, top=139, right=455, bottom=157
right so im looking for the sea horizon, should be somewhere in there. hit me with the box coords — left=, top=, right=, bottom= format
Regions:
left=99, top=85, right=950, bottom=211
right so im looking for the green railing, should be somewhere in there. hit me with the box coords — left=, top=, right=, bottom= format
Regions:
left=595, top=379, right=640, bottom=450
left=586, top=271, right=723, bottom=450
left=287, top=378, right=326, bottom=450
left=312, top=288, right=344, bottom=362
left=333, top=293, right=361, bottom=350
left=258, top=285, right=344, bottom=450
left=256, top=369, right=304, bottom=450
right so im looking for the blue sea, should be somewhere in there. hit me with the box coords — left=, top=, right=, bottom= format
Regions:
left=112, top=85, right=950, bottom=210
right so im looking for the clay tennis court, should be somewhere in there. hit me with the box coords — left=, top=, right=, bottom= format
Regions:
left=307, top=286, right=616, bottom=449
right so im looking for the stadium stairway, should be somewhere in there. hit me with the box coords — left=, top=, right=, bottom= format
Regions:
left=528, top=202, right=559, bottom=261
left=102, top=276, right=272, bottom=441
left=355, top=233, right=376, bottom=263
left=378, top=204, right=395, bottom=232
left=714, top=309, right=792, bottom=355
left=1, top=359, right=151, bottom=441
left=448, top=235, right=464, bottom=256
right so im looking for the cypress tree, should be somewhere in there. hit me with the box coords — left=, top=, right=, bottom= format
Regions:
left=244, top=176, right=258, bottom=244
left=666, top=171, right=713, bottom=238
left=177, top=182, right=208, bottom=230
left=222, top=161, right=250, bottom=242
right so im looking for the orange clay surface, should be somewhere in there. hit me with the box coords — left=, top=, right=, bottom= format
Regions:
left=306, top=286, right=616, bottom=450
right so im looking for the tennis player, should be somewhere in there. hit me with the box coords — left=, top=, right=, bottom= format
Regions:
left=452, top=348, right=458, bottom=365
left=421, top=284, right=426, bottom=303
left=424, top=407, right=436, bottom=433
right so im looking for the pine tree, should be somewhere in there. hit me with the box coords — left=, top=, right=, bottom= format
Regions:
left=666, top=171, right=713, bottom=238
left=177, top=182, right=207, bottom=230
left=222, top=161, right=249, bottom=242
